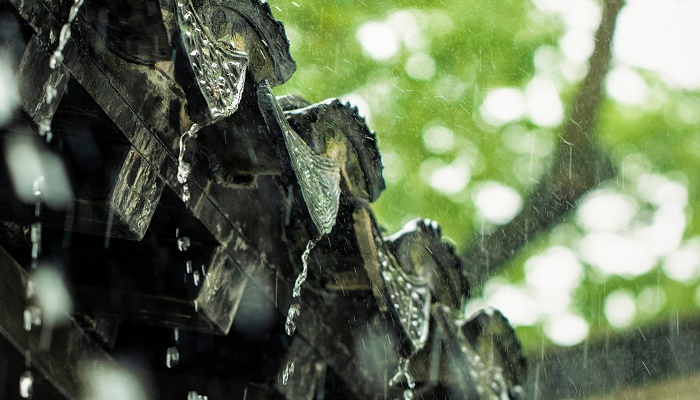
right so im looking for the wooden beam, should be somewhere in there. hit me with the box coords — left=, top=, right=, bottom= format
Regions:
left=15, top=34, right=69, bottom=134
left=0, top=244, right=118, bottom=400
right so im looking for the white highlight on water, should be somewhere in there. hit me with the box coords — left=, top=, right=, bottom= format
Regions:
left=19, top=370, right=33, bottom=398
left=177, top=237, right=191, bottom=252
left=187, top=391, right=208, bottom=400
left=30, top=222, right=41, bottom=270
left=389, top=357, right=416, bottom=389
left=292, top=239, right=317, bottom=298
left=49, top=0, right=84, bottom=69
left=282, top=361, right=294, bottom=386
left=178, top=124, right=200, bottom=203
left=23, top=305, right=41, bottom=332
left=166, top=346, right=180, bottom=368
left=285, top=238, right=319, bottom=336
left=284, top=303, right=300, bottom=336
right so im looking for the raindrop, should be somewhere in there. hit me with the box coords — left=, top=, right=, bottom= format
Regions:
left=32, top=176, right=44, bottom=196
left=48, top=0, right=84, bottom=69
left=166, top=346, right=180, bottom=368
left=30, top=222, right=41, bottom=269
left=177, top=237, right=191, bottom=252
left=187, top=391, right=208, bottom=400
left=19, top=370, right=33, bottom=398
left=282, top=361, right=294, bottom=386
left=292, top=239, right=317, bottom=298
left=285, top=303, right=300, bottom=336
left=25, top=280, right=35, bottom=298
left=178, top=124, right=200, bottom=203
left=193, top=270, right=201, bottom=286
left=389, top=357, right=415, bottom=389
left=23, top=306, right=41, bottom=332
left=185, top=260, right=193, bottom=273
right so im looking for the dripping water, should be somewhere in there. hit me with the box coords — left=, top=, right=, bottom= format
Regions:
left=166, top=346, right=180, bottom=368
left=23, top=305, right=41, bottom=332
left=171, top=330, right=179, bottom=369
left=178, top=124, right=200, bottom=203
left=49, top=0, right=84, bottom=69
left=30, top=221, right=41, bottom=270
left=285, top=303, right=300, bottom=336
left=25, top=196, right=43, bottom=333
left=178, top=237, right=191, bottom=251
left=292, top=239, right=317, bottom=298
left=389, top=357, right=416, bottom=398
left=193, top=270, right=201, bottom=286
left=187, top=391, right=208, bottom=400
left=282, top=361, right=294, bottom=386
left=285, top=238, right=319, bottom=336
left=19, top=370, right=33, bottom=399
left=39, top=0, right=84, bottom=142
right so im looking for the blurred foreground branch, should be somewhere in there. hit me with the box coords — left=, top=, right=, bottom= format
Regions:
left=461, top=0, right=625, bottom=291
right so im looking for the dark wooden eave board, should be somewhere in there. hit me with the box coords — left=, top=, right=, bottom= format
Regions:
left=8, top=0, right=408, bottom=397
left=0, top=244, right=118, bottom=400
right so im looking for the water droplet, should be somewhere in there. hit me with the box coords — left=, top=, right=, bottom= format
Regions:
left=185, top=260, right=193, bottom=273
left=25, top=280, right=35, bottom=298
left=166, top=346, right=179, bottom=368
left=285, top=303, right=300, bottom=336
left=177, top=237, right=191, bottom=252
left=19, top=370, right=33, bottom=398
left=292, top=240, right=317, bottom=298
left=32, top=176, right=44, bottom=197
left=178, top=124, right=200, bottom=203
left=193, top=270, right=201, bottom=286
left=389, top=357, right=415, bottom=389
left=181, top=186, right=191, bottom=203
left=187, top=391, right=208, bottom=400
left=282, top=361, right=294, bottom=386
left=23, top=306, right=41, bottom=331
left=49, top=52, right=63, bottom=69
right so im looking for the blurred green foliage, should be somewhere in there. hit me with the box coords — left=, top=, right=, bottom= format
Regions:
left=271, top=0, right=700, bottom=352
